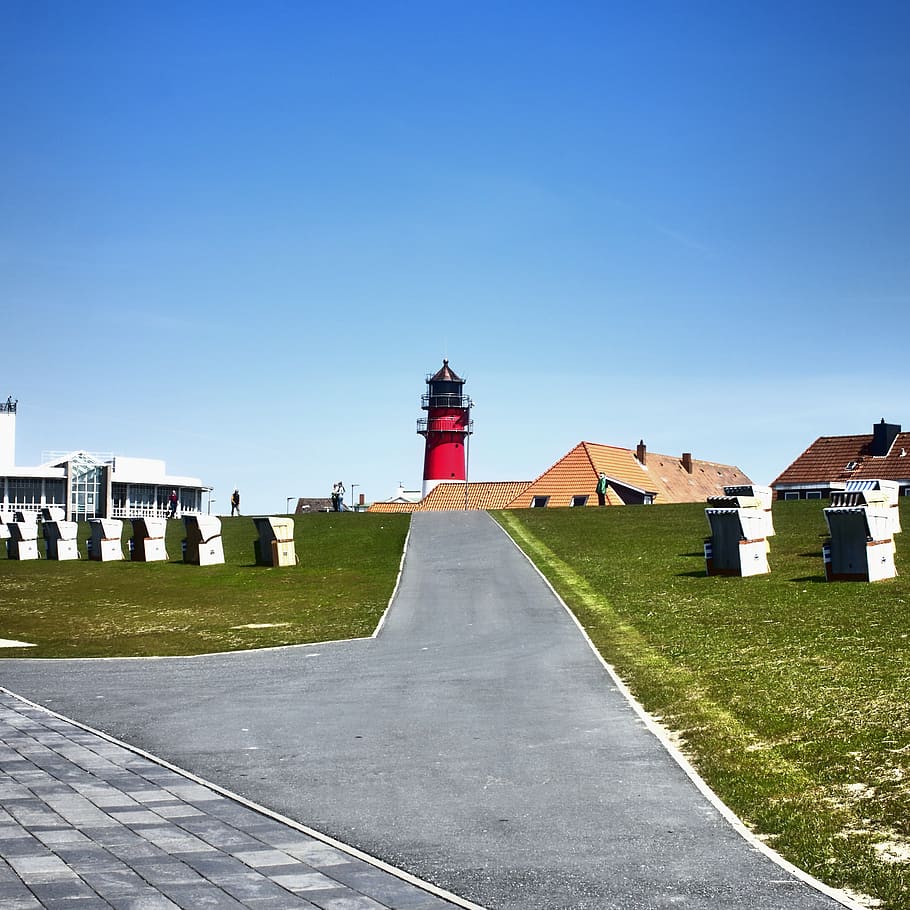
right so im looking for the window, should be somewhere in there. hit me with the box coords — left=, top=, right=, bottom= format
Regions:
left=69, top=455, right=104, bottom=521
left=806, top=491, right=822, bottom=500
left=845, top=461, right=859, bottom=471
left=530, top=496, right=549, bottom=508
left=571, top=495, right=588, bottom=507
left=783, top=492, right=799, bottom=501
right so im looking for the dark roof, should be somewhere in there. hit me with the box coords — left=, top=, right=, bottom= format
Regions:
left=293, top=498, right=334, bottom=513
left=773, top=431, right=910, bottom=486
left=428, top=359, right=463, bottom=383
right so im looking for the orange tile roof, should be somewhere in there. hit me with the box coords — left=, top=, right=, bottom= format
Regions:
left=643, top=451, right=752, bottom=503
left=370, top=441, right=749, bottom=513
left=772, top=432, right=910, bottom=486
left=419, top=481, right=531, bottom=511
left=506, top=441, right=750, bottom=507
left=368, top=501, right=421, bottom=513
left=507, top=442, right=625, bottom=508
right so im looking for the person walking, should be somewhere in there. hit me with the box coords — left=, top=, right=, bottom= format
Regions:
left=231, top=489, right=241, bottom=516
left=168, top=490, right=179, bottom=518
left=332, top=481, right=346, bottom=512
left=596, top=472, right=609, bottom=507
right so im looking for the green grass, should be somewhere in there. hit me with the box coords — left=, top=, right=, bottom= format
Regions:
left=0, top=513, right=410, bottom=658
left=496, top=500, right=910, bottom=910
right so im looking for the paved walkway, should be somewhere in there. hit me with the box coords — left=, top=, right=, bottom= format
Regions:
left=0, top=690, right=468, bottom=909
left=1, top=511, right=859, bottom=909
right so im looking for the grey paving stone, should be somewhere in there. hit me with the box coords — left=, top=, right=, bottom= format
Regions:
left=53, top=845, right=129, bottom=871
left=1, top=694, right=463, bottom=910
left=230, top=848, right=300, bottom=868
left=0, top=879, right=41, bottom=899
left=0, top=823, right=30, bottom=840
left=307, top=892, right=391, bottom=910
left=178, top=852, right=256, bottom=879
left=0, top=895, right=43, bottom=910
left=156, top=881, right=249, bottom=908
left=130, top=860, right=206, bottom=886
left=28, top=878, right=100, bottom=901
left=276, top=842, right=354, bottom=867
left=83, top=868, right=159, bottom=896
left=109, top=809, right=168, bottom=825
left=140, top=825, right=216, bottom=854
left=108, top=891, right=181, bottom=909
left=153, top=804, right=205, bottom=820
left=6, top=853, right=74, bottom=879
left=218, top=871, right=294, bottom=900
left=270, top=869, right=344, bottom=893
left=81, top=824, right=143, bottom=847
left=174, top=816, right=262, bottom=849
left=244, top=897, right=322, bottom=910
left=162, top=782, right=224, bottom=802
left=42, top=897, right=116, bottom=910
left=106, top=839, right=172, bottom=862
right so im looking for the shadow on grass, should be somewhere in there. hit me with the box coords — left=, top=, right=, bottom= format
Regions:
left=790, top=575, right=828, bottom=583
left=677, top=570, right=708, bottom=578
left=680, top=552, right=704, bottom=558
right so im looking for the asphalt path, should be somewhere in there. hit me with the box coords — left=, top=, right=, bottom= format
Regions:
left=0, top=511, right=852, bottom=909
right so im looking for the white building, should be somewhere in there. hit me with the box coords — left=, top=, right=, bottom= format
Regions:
left=0, top=399, right=211, bottom=521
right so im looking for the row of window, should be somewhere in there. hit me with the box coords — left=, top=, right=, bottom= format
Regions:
left=530, top=496, right=589, bottom=508
left=782, top=488, right=910, bottom=500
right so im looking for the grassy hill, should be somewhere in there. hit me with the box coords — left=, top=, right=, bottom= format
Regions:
left=3, top=500, right=908, bottom=906
left=496, top=499, right=910, bottom=910
left=0, top=512, right=410, bottom=658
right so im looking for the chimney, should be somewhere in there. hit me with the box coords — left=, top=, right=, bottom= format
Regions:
left=636, top=440, right=647, bottom=465
left=359, top=493, right=365, bottom=506
left=872, top=418, right=901, bottom=457
left=682, top=452, right=693, bottom=474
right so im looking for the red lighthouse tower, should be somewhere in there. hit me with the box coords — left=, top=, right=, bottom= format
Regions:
left=417, top=360, right=473, bottom=497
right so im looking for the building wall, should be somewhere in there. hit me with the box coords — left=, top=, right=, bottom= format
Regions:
left=0, top=407, right=15, bottom=469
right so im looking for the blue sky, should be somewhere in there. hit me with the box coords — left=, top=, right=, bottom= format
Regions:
left=2, top=1, right=908, bottom=514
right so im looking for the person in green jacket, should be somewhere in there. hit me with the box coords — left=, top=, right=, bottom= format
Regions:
left=596, top=472, right=608, bottom=506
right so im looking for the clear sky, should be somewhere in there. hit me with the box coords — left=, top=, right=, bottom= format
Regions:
left=2, top=1, right=908, bottom=514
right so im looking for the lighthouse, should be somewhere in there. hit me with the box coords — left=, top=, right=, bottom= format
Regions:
left=417, top=360, right=473, bottom=498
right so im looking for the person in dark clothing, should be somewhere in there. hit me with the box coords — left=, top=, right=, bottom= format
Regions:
left=231, top=489, right=241, bottom=516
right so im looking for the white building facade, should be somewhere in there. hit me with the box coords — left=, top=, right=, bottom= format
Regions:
left=0, top=399, right=210, bottom=521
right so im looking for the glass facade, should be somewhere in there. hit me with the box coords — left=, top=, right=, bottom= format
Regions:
left=2, top=478, right=67, bottom=516
left=69, top=454, right=105, bottom=521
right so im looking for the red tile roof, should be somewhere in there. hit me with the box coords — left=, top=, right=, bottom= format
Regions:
left=773, top=431, right=910, bottom=486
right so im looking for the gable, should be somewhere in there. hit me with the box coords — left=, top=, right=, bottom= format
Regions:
left=506, top=441, right=750, bottom=508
